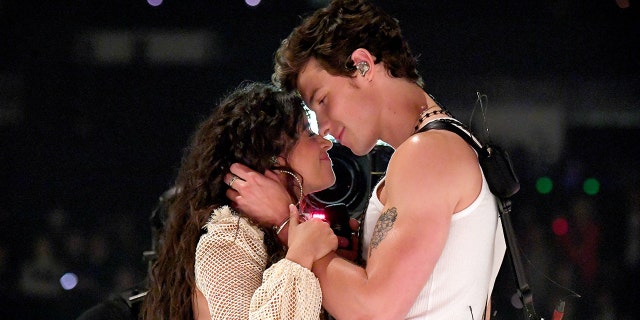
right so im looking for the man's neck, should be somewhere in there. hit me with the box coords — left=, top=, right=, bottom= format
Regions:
left=376, top=84, right=432, bottom=148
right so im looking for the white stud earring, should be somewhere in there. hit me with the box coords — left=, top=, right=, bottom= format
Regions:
left=356, top=61, right=370, bottom=76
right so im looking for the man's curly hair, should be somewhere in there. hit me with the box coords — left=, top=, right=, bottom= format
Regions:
left=273, top=0, right=423, bottom=92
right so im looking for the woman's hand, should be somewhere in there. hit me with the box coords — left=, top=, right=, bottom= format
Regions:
left=226, top=163, right=291, bottom=228
left=285, top=204, right=338, bottom=269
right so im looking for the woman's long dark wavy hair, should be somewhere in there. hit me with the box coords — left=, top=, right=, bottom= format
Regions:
left=141, top=82, right=307, bottom=320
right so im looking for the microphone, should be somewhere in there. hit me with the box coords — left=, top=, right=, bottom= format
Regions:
left=551, top=300, right=565, bottom=320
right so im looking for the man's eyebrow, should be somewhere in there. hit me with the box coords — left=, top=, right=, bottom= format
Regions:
left=307, top=87, right=318, bottom=107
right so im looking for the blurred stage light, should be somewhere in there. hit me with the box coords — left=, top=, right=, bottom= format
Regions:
left=552, top=217, right=569, bottom=236
left=147, top=0, right=163, bottom=7
left=582, top=178, right=600, bottom=195
left=245, top=0, right=261, bottom=7
left=616, top=0, right=630, bottom=9
left=60, top=272, right=79, bottom=290
left=76, top=30, right=219, bottom=65
left=535, top=176, right=553, bottom=194
left=308, top=0, right=330, bottom=7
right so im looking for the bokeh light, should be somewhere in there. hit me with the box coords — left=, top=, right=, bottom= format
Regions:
left=535, top=176, right=553, bottom=194
left=552, top=217, right=569, bottom=236
left=583, top=178, right=600, bottom=195
left=60, top=272, right=79, bottom=290
left=147, top=0, right=163, bottom=7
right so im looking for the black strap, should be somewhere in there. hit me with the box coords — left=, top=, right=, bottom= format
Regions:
left=417, top=118, right=489, bottom=158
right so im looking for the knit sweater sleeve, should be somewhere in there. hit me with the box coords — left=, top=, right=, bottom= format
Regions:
left=194, top=206, right=322, bottom=320
left=194, top=209, right=265, bottom=318
left=249, top=258, right=322, bottom=320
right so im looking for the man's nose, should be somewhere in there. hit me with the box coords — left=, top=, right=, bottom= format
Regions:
left=317, top=119, right=331, bottom=137
left=320, top=136, right=333, bottom=150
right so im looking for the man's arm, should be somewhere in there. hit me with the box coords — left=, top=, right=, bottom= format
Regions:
left=313, top=132, right=481, bottom=319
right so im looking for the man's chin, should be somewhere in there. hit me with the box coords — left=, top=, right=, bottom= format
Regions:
left=339, top=139, right=375, bottom=156
left=352, top=142, right=378, bottom=156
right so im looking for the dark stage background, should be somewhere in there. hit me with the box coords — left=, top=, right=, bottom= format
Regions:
left=1, top=0, right=638, bottom=319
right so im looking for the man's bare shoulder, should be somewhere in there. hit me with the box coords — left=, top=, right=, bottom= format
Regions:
left=385, top=130, right=482, bottom=211
left=390, top=130, right=476, bottom=175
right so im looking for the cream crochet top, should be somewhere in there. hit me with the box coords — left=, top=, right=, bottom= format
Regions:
left=194, top=205, right=323, bottom=320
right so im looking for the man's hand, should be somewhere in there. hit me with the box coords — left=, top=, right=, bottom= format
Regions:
left=225, top=163, right=291, bottom=228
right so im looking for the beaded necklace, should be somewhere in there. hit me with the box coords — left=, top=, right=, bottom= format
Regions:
left=414, top=105, right=452, bottom=132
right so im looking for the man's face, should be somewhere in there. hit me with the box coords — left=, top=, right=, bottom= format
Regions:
left=296, top=58, right=379, bottom=156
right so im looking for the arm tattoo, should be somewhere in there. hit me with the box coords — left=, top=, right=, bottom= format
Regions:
left=368, top=207, right=398, bottom=258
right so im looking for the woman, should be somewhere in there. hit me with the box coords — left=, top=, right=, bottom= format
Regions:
left=141, top=82, right=338, bottom=319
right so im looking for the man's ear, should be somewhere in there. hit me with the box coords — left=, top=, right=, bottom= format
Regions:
left=350, top=48, right=376, bottom=79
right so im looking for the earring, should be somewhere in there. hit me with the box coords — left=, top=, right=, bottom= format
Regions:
left=274, top=170, right=304, bottom=207
left=356, top=61, right=370, bottom=76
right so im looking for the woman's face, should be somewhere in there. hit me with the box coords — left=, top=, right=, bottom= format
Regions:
left=286, top=118, right=336, bottom=195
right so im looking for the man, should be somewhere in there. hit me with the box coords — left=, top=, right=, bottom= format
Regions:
left=226, top=1, right=505, bottom=318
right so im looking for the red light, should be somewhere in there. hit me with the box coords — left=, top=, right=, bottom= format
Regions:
left=552, top=217, right=569, bottom=236
left=616, top=0, right=630, bottom=9
left=311, top=213, right=326, bottom=220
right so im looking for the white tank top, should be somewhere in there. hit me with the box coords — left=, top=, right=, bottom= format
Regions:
left=362, top=171, right=506, bottom=319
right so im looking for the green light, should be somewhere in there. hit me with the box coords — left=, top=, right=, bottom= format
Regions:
left=536, top=176, right=553, bottom=194
left=583, top=178, right=600, bottom=195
